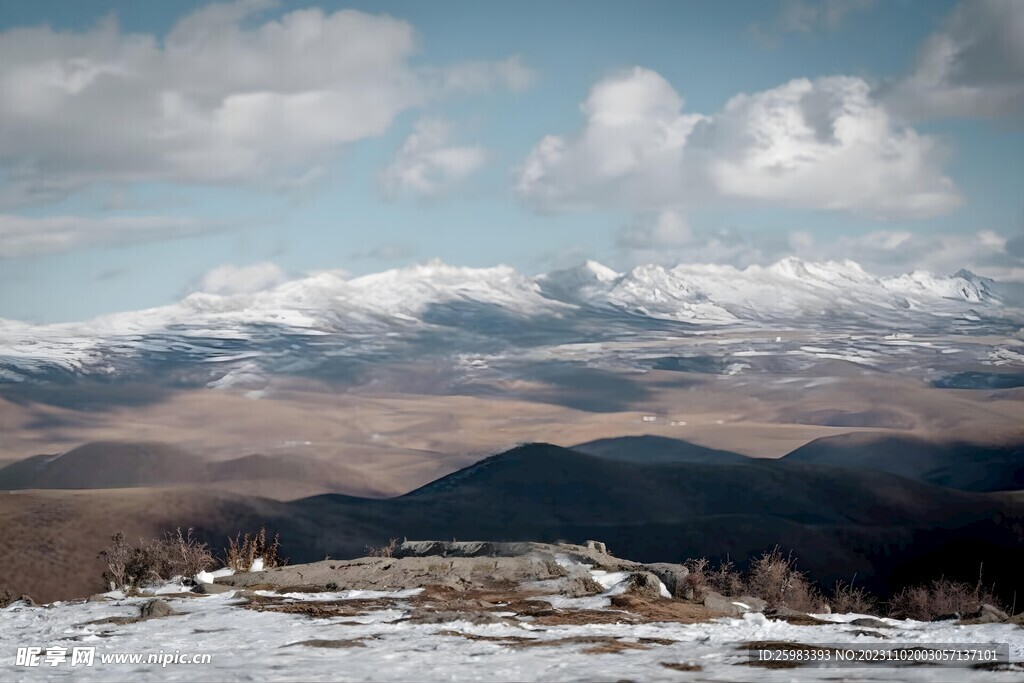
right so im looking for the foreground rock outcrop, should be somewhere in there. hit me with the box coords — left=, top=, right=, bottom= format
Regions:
left=215, top=540, right=688, bottom=599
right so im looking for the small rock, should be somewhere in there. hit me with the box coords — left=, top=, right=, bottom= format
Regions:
left=764, top=607, right=829, bottom=625
left=622, top=572, right=666, bottom=600
left=932, top=612, right=960, bottom=622
left=192, top=583, right=234, bottom=595
left=962, top=604, right=1009, bottom=625
left=562, top=574, right=605, bottom=597
left=139, top=599, right=177, bottom=619
left=643, top=563, right=689, bottom=599
left=849, top=617, right=890, bottom=629
left=404, top=610, right=513, bottom=625
left=86, top=594, right=113, bottom=603
left=703, top=590, right=766, bottom=616
left=585, top=540, right=608, bottom=554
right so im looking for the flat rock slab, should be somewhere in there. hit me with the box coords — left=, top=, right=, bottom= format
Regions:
left=218, top=555, right=566, bottom=591
left=217, top=541, right=646, bottom=593
left=395, top=541, right=639, bottom=571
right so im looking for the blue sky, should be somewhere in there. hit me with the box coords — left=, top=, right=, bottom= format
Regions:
left=1, top=0, right=1022, bottom=322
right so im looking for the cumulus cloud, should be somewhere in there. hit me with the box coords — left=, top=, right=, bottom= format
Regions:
left=751, top=0, right=876, bottom=45
left=197, top=262, right=287, bottom=295
left=0, top=213, right=219, bottom=257
left=617, top=210, right=692, bottom=250
left=884, top=0, right=1024, bottom=120
left=516, top=68, right=704, bottom=211
left=516, top=68, right=961, bottom=219
left=0, top=1, right=533, bottom=206
left=379, top=119, right=486, bottom=198
left=701, top=77, right=960, bottom=218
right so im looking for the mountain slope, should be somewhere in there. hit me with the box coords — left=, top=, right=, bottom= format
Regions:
left=571, top=435, right=750, bottom=464
left=1, top=258, right=1016, bottom=387
left=783, top=432, right=1024, bottom=492
left=284, top=443, right=1024, bottom=599
left=0, top=442, right=357, bottom=496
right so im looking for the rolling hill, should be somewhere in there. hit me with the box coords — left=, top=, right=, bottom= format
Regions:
left=5, top=441, right=1024, bottom=606
left=572, top=435, right=750, bottom=464
left=0, top=441, right=360, bottom=498
left=783, top=432, right=1024, bottom=492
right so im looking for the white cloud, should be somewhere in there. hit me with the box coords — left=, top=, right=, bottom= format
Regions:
left=617, top=210, right=692, bottom=250
left=777, top=0, right=876, bottom=33
left=0, top=1, right=533, bottom=206
left=702, top=77, right=961, bottom=218
left=0, top=213, right=218, bottom=257
left=884, top=0, right=1024, bottom=120
left=379, top=119, right=486, bottom=198
left=516, top=68, right=704, bottom=211
left=197, top=262, right=287, bottom=295
left=516, top=68, right=961, bottom=219
left=751, top=0, right=876, bottom=45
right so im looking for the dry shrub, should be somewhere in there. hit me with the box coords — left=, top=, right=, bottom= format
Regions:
left=683, top=557, right=745, bottom=599
left=366, top=538, right=399, bottom=558
left=831, top=580, right=878, bottom=615
left=164, top=528, right=215, bottom=578
left=708, top=558, right=746, bottom=597
left=746, top=547, right=824, bottom=612
left=682, top=558, right=709, bottom=599
left=225, top=526, right=284, bottom=571
left=888, top=577, right=1002, bottom=621
left=98, top=528, right=214, bottom=590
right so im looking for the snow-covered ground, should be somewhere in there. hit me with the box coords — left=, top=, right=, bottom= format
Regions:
left=3, top=588, right=1022, bottom=682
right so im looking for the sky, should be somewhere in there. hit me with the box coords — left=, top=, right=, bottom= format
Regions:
left=0, top=0, right=1023, bottom=323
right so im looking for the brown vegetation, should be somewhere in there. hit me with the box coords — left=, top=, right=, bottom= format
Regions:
left=888, top=576, right=1003, bottom=621
left=366, top=538, right=399, bottom=558
left=98, top=528, right=214, bottom=590
left=225, top=526, right=284, bottom=571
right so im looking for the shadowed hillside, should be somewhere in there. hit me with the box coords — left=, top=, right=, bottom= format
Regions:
left=283, top=443, right=1024, bottom=602
left=0, top=442, right=362, bottom=498
left=5, top=441, right=1024, bottom=606
left=783, top=432, right=1024, bottom=492
left=572, top=435, right=750, bottom=464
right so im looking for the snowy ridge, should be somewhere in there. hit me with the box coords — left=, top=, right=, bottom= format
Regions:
left=0, top=258, right=1016, bottom=384
left=539, top=257, right=1002, bottom=322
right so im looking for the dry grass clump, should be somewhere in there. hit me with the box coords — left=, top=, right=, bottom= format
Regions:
left=683, top=549, right=1009, bottom=620
left=225, top=526, right=284, bottom=571
left=366, top=538, right=399, bottom=558
left=99, top=528, right=214, bottom=590
left=684, top=557, right=745, bottom=599
left=685, top=548, right=825, bottom=612
left=888, top=576, right=1002, bottom=621
left=832, top=579, right=877, bottom=615
left=746, top=547, right=824, bottom=612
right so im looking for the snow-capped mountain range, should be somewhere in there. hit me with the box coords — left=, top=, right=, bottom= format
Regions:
left=0, top=258, right=1019, bottom=387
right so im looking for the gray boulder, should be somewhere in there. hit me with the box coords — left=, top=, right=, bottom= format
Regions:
left=962, top=604, right=1009, bottom=624
left=193, top=582, right=235, bottom=595
left=622, top=572, right=666, bottom=599
left=703, top=590, right=766, bottom=615
left=139, top=599, right=177, bottom=619
left=644, top=562, right=689, bottom=599
left=849, top=617, right=891, bottom=629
